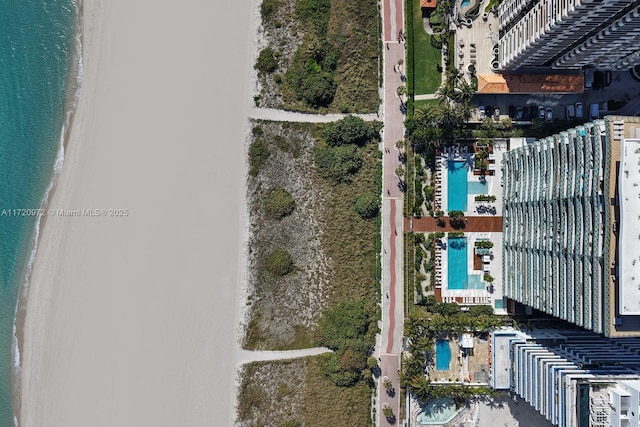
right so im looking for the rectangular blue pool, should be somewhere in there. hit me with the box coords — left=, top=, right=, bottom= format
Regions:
left=468, top=181, right=488, bottom=194
left=447, top=161, right=468, bottom=211
left=447, top=237, right=467, bottom=290
left=435, top=340, right=452, bottom=371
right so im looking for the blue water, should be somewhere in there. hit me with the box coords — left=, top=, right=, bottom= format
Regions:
left=435, top=340, right=452, bottom=371
left=0, top=1, right=78, bottom=423
left=447, top=237, right=467, bottom=290
left=468, top=181, right=488, bottom=194
left=468, top=274, right=485, bottom=289
left=416, top=398, right=462, bottom=424
left=447, top=161, right=468, bottom=211
left=460, top=0, right=471, bottom=7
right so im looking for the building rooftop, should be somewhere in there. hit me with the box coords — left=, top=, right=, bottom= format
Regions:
left=476, top=73, right=584, bottom=94
left=420, top=0, right=437, bottom=8
left=619, top=138, right=640, bottom=315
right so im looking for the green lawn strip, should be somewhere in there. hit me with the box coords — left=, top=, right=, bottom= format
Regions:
left=411, top=0, right=442, bottom=95
left=414, top=98, right=440, bottom=109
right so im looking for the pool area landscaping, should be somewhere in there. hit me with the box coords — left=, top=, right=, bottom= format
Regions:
left=435, top=340, right=452, bottom=371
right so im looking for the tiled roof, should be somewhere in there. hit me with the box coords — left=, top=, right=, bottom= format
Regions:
left=421, top=0, right=437, bottom=8
left=477, top=74, right=585, bottom=94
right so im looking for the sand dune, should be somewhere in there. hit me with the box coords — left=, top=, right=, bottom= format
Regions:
left=19, top=0, right=253, bottom=425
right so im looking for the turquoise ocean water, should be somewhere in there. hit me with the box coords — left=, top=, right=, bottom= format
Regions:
left=0, top=1, right=78, bottom=424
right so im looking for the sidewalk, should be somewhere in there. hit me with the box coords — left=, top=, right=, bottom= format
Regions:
left=378, top=0, right=405, bottom=424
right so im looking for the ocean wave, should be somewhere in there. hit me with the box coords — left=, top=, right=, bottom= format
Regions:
left=11, top=2, right=83, bottom=424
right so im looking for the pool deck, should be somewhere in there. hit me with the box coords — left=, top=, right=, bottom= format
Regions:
left=410, top=143, right=506, bottom=312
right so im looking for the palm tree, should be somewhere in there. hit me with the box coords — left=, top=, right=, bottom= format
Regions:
left=409, top=375, right=432, bottom=402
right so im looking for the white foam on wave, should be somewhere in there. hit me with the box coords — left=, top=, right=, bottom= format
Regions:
left=11, top=4, right=84, bottom=424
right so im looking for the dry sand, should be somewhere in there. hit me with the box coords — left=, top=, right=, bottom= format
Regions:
left=19, top=0, right=253, bottom=425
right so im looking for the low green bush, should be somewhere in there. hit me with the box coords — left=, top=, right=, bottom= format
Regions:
left=264, top=249, right=295, bottom=276
left=354, top=192, right=380, bottom=219
left=323, top=115, right=375, bottom=146
left=260, top=0, right=282, bottom=23
left=296, top=0, right=331, bottom=36
left=264, top=189, right=296, bottom=219
left=315, top=145, right=362, bottom=183
left=285, top=47, right=337, bottom=108
left=255, top=47, right=280, bottom=75
left=249, top=141, right=271, bottom=176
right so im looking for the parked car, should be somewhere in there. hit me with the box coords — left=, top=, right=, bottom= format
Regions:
left=566, top=104, right=575, bottom=120
left=539, top=105, right=546, bottom=119
left=509, top=105, right=516, bottom=119
left=516, top=107, right=523, bottom=120
left=590, top=103, right=599, bottom=119
left=478, top=105, right=485, bottom=120
left=546, top=107, right=553, bottom=121
left=494, top=107, right=501, bottom=119
left=575, top=102, right=583, bottom=118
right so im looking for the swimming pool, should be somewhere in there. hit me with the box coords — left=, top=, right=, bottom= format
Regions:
left=447, top=237, right=467, bottom=290
left=416, top=398, right=463, bottom=425
left=468, top=181, right=488, bottom=194
left=460, top=0, right=470, bottom=7
left=435, top=340, right=451, bottom=371
left=447, top=161, right=468, bottom=211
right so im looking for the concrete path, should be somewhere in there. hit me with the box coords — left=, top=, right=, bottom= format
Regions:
left=414, top=93, right=439, bottom=101
left=377, top=0, right=405, bottom=424
left=236, top=347, right=332, bottom=365
left=248, top=107, right=379, bottom=123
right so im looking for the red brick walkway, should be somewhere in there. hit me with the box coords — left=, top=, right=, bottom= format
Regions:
left=406, top=216, right=503, bottom=233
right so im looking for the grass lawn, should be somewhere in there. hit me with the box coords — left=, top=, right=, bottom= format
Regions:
left=414, top=98, right=440, bottom=109
left=411, top=0, right=442, bottom=95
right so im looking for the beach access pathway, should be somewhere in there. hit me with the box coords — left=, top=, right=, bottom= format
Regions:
left=249, top=107, right=378, bottom=123
left=377, top=0, right=406, bottom=423
left=237, top=347, right=332, bottom=364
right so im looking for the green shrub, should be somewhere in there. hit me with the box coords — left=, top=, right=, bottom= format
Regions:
left=264, top=249, right=295, bottom=276
left=285, top=48, right=337, bottom=108
left=255, top=47, right=280, bottom=75
left=316, top=300, right=373, bottom=350
left=249, top=141, right=271, bottom=176
left=264, top=189, right=296, bottom=219
left=474, top=240, right=494, bottom=249
left=278, top=421, right=302, bottom=427
left=261, top=0, right=281, bottom=22
left=296, top=0, right=331, bottom=36
left=430, top=35, right=443, bottom=49
left=315, top=145, right=362, bottom=182
left=468, top=305, right=494, bottom=316
left=323, top=115, right=375, bottom=146
left=448, top=231, right=464, bottom=238
left=354, top=192, right=380, bottom=218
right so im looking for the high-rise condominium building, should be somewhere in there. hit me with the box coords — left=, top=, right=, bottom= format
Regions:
left=502, top=116, right=640, bottom=337
left=498, top=0, right=640, bottom=70
left=492, top=327, right=640, bottom=427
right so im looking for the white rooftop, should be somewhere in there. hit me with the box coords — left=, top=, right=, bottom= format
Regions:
left=619, top=138, right=640, bottom=315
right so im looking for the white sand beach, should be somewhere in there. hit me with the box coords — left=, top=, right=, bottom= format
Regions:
left=19, top=0, right=252, bottom=425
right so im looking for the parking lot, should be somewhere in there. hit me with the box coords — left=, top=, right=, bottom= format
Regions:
left=471, top=69, right=640, bottom=122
